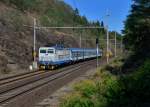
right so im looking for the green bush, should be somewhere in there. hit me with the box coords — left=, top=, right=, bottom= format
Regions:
left=105, top=59, right=150, bottom=107
left=73, top=80, right=97, bottom=98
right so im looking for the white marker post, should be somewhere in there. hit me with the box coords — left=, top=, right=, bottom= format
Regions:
left=96, top=38, right=99, bottom=67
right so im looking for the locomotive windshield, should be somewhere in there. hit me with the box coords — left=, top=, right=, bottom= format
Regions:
left=48, top=49, right=54, bottom=53
left=40, top=50, right=46, bottom=53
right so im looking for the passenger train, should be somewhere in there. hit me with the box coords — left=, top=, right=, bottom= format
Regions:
left=38, top=45, right=102, bottom=70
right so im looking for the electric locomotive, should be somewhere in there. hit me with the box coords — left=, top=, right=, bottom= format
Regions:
left=38, top=45, right=102, bottom=70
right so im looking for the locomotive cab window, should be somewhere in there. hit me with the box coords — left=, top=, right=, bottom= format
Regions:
left=48, top=49, right=54, bottom=53
left=40, top=50, right=46, bottom=53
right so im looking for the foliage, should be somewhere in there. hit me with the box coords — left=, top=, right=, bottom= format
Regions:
left=60, top=80, right=98, bottom=107
left=4, top=0, right=107, bottom=36
left=73, top=80, right=97, bottom=98
left=123, top=0, right=150, bottom=57
left=0, top=0, right=122, bottom=50
left=61, top=59, right=150, bottom=107
left=105, top=59, right=150, bottom=107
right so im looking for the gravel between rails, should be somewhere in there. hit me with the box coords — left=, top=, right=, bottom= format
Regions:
left=0, top=61, right=90, bottom=95
left=0, top=59, right=99, bottom=107
left=36, top=58, right=109, bottom=107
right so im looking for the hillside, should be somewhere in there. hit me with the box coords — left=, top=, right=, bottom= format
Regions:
left=0, top=0, right=106, bottom=74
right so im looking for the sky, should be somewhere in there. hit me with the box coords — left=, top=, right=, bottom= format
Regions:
left=63, top=0, right=132, bottom=33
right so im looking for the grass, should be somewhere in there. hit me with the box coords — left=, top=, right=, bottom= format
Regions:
left=61, top=93, right=96, bottom=107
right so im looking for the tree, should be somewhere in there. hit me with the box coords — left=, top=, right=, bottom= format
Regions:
left=81, top=16, right=88, bottom=25
left=100, top=21, right=105, bottom=34
left=74, top=8, right=79, bottom=16
left=123, top=0, right=150, bottom=57
left=100, top=21, right=104, bottom=28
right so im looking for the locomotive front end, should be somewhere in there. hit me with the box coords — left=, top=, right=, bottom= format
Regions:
left=39, top=47, right=55, bottom=70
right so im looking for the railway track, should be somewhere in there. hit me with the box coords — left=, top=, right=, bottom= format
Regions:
left=0, top=59, right=98, bottom=107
